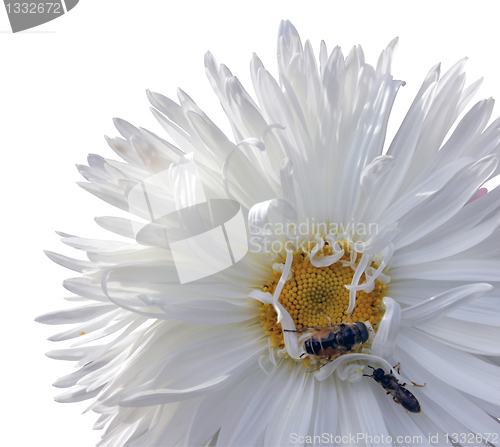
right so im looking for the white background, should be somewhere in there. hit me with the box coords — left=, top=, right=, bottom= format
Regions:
left=2, top=1, right=500, bottom=446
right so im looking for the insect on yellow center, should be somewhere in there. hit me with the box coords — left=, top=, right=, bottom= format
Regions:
left=258, top=249, right=387, bottom=353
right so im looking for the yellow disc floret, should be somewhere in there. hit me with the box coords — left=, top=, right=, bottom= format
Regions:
left=259, top=248, right=386, bottom=353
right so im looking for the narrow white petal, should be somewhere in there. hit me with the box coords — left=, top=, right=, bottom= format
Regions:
left=417, top=317, right=500, bottom=355
left=158, top=299, right=257, bottom=324
left=36, top=303, right=116, bottom=325
left=120, top=365, right=250, bottom=407
left=352, top=378, right=392, bottom=445
left=398, top=329, right=500, bottom=404
left=378, top=157, right=474, bottom=228
left=391, top=259, right=500, bottom=281
left=400, top=283, right=493, bottom=326
left=395, top=347, right=500, bottom=441
left=311, top=376, right=338, bottom=447
left=395, top=155, right=498, bottom=248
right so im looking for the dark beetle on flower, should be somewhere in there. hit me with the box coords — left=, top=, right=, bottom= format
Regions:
left=364, top=364, right=424, bottom=413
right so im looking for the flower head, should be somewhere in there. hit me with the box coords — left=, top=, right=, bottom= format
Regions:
left=38, top=21, right=500, bottom=446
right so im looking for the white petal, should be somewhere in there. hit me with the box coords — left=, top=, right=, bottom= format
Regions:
left=310, top=234, right=344, bottom=267
left=371, top=297, right=401, bottom=359
left=315, top=353, right=400, bottom=383
left=44, top=250, right=95, bottom=273
left=352, top=378, right=392, bottom=444
left=367, top=378, right=431, bottom=446
left=224, top=367, right=305, bottom=446
left=398, top=329, right=500, bottom=404
left=55, top=385, right=103, bottom=403
left=36, top=303, right=116, bottom=325
left=338, top=76, right=404, bottom=223
left=264, top=370, right=312, bottom=447
left=400, top=283, right=493, bottom=326
left=158, top=299, right=257, bottom=324
left=391, top=259, right=500, bottom=281
left=311, top=376, right=338, bottom=447
left=120, top=361, right=255, bottom=407
left=359, top=155, right=395, bottom=195
left=394, top=155, right=498, bottom=248
left=417, top=317, right=500, bottom=355
left=378, top=157, right=475, bottom=228
left=433, top=98, right=494, bottom=167
left=395, top=347, right=500, bottom=441
left=358, top=83, right=435, bottom=223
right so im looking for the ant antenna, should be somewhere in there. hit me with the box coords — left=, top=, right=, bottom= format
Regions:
left=362, top=365, right=375, bottom=377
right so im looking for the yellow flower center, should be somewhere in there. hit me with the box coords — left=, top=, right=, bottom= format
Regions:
left=259, top=249, right=387, bottom=353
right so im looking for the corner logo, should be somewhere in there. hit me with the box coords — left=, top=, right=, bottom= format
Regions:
left=129, top=154, right=249, bottom=284
left=3, top=1, right=78, bottom=33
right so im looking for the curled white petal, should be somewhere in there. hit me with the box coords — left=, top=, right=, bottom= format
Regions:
left=345, top=243, right=394, bottom=293
left=310, top=234, right=344, bottom=267
left=248, top=289, right=273, bottom=304
left=260, top=123, right=286, bottom=184
left=346, top=254, right=372, bottom=313
left=277, top=304, right=303, bottom=360
left=371, top=297, right=401, bottom=359
left=101, top=269, right=167, bottom=319
left=249, top=254, right=302, bottom=358
left=340, top=237, right=357, bottom=267
left=247, top=198, right=297, bottom=248
left=337, top=363, right=365, bottom=383
left=221, top=124, right=286, bottom=201
left=360, top=155, right=395, bottom=195
left=314, top=353, right=401, bottom=382
left=258, top=354, right=279, bottom=375
left=271, top=249, right=293, bottom=322
left=272, top=262, right=293, bottom=281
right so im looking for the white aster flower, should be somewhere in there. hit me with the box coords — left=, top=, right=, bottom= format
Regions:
left=38, top=20, right=500, bottom=447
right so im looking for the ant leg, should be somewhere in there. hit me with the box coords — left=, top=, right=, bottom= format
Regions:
left=391, top=363, right=425, bottom=387
left=307, top=359, right=332, bottom=373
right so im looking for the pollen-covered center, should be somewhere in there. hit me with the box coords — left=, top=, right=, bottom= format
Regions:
left=259, top=251, right=386, bottom=351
